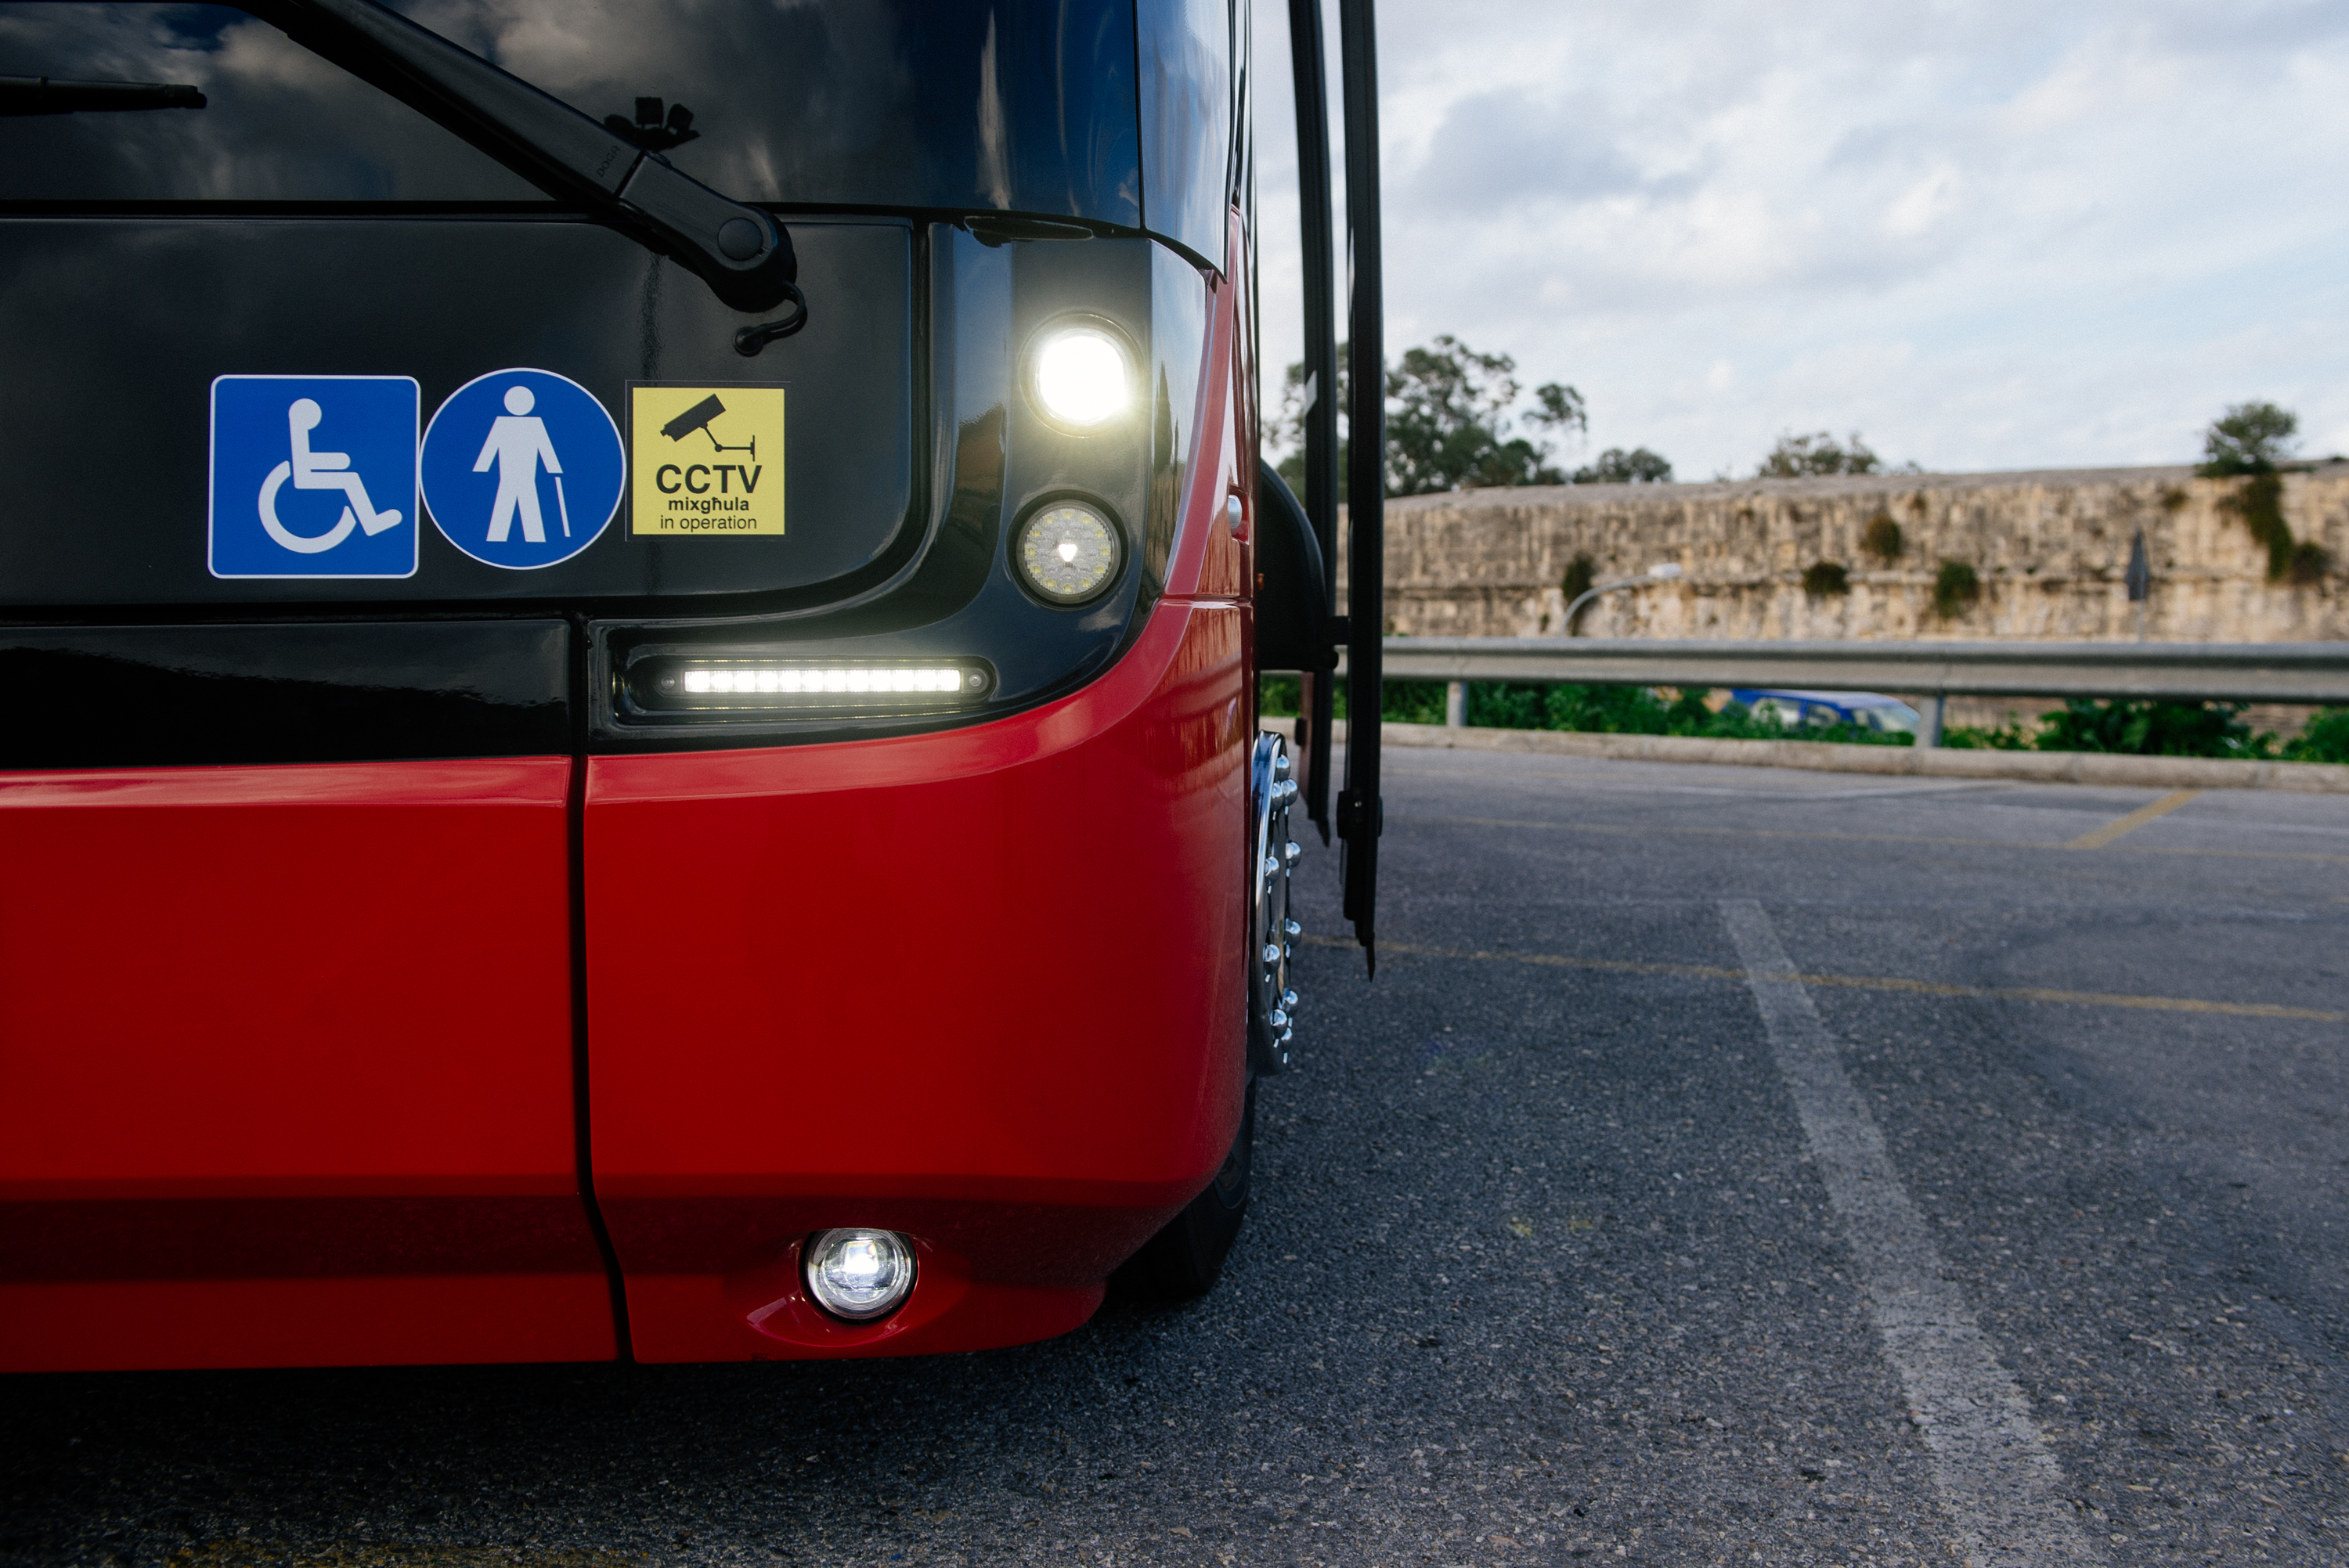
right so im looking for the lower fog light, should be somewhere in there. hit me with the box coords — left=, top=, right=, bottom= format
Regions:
left=804, top=1228, right=917, bottom=1321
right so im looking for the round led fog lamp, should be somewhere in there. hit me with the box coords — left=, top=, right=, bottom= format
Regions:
left=804, top=1228, right=917, bottom=1321
left=1016, top=502, right=1122, bottom=604
left=1030, top=325, right=1133, bottom=428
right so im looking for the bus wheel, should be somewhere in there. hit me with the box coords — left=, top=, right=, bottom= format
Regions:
left=1117, top=1075, right=1255, bottom=1299
left=1113, top=737, right=1297, bottom=1296
left=1247, top=732, right=1300, bottom=1076
left=1117, top=733, right=1291, bottom=1300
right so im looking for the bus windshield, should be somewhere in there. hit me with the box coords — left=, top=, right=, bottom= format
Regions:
left=0, top=1, right=1148, bottom=230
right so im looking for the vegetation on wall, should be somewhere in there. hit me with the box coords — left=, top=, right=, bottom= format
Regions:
left=2198, top=400, right=2332, bottom=584
left=1561, top=551, right=1596, bottom=605
left=1932, top=561, right=1980, bottom=619
left=1861, top=512, right=1904, bottom=562
left=1802, top=561, right=1849, bottom=597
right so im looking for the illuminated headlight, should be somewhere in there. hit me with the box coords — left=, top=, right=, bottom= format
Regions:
left=804, top=1228, right=916, bottom=1321
left=1015, top=501, right=1123, bottom=604
left=1027, top=323, right=1134, bottom=430
left=634, top=659, right=992, bottom=711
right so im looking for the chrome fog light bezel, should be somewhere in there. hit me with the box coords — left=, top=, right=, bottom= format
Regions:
left=803, top=1227, right=918, bottom=1322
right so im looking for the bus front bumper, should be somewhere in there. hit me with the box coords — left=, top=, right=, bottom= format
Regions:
left=584, top=597, right=1250, bottom=1361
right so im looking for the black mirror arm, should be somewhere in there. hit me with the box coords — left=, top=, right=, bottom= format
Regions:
left=1336, top=0, right=1384, bottom=972
left=237, top=0, right=797, bottom=313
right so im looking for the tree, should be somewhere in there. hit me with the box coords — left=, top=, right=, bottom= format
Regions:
left=1386, top=337, right=1581, bottom=493
left=1571, top=446, right=1674, bottom=485
left=1758, top=431, right=1882, bottom=478
left=1276, top=337, right=1586, bottom=499
left=2199, top=401, right=2297, bottom=477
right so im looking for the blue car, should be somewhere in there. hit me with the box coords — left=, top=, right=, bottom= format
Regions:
left=1730, top=689, right=1923, bottom=736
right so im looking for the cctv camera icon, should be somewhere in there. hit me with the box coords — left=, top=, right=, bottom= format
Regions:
left=659, top=394, right=753, bottom=456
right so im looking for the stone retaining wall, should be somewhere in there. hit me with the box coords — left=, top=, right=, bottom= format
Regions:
left=1337, top=463, right=2349, bottom=643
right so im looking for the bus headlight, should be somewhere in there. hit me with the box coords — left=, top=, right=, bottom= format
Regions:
left=804, top=1228, right=916, bottom=1321
left=1014, top=500, right=1123, bottom=604
left=1027, top=322, right=1133, bottom=430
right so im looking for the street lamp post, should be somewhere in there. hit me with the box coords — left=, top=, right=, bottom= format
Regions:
left=1564, top=562, right=1683, bottom=636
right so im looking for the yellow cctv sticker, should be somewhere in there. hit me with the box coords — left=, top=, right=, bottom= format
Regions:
left=630, top=384, right=785, bottom=535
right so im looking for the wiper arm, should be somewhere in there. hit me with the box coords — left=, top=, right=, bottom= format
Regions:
left=1, top=75, right=205, bottom=114
left=236, top=0, right=796, bottom=313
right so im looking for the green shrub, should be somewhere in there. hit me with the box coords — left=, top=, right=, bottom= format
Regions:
left=2032, top=698, right=2274, bottom=759
left=1932, top=561, right=1980, bottom=619
left=1380, top=679, right=1448, bottom=725
left=2283, top=708, right=2349, bottom=763
left=1543, top=683, right=1670, bottom=734
left=1804, top=719, right=1913, bottom=746
left=1802, top=561, right=1850, bottom=597
left=1257, top=674, right=1301, bottom=717
left=1679, top=698, right=1786, bottom=741
left=1463, top=682, right=1544, bottom=729
left=1941, top=718, right=2035, bottom=751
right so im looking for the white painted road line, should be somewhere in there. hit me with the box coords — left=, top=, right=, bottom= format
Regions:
left=1719, top=899, right=2104, bottom=1568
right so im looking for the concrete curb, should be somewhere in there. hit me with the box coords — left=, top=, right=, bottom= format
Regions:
left=1259, top=718, right=2349, bottom=793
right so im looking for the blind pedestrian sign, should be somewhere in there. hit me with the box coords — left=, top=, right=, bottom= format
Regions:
left=421, top=368, right=624, bottom=570
left=208, top=375, right=418, bottom=579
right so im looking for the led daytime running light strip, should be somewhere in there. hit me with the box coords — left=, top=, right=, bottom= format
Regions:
left=677, top=665, right=973, bottom=697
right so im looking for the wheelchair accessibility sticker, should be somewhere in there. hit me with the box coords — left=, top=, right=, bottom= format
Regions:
left=208, top=375, right=418, bottom=579
left=420, top=368, right=624, bottom=570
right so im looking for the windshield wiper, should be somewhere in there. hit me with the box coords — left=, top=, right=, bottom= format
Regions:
left=234, top=0, right=796, bottom=313
left=1, top=75, right=205, bottom=114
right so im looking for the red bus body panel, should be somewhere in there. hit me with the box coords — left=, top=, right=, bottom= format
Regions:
left=0, top=759, right=615, bottom=1371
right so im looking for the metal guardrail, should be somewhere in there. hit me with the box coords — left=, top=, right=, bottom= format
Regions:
left=1337, top=639, right=2349, bottom=705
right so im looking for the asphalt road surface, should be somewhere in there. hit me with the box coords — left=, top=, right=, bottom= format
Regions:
left=10, top=750, right=2349, bottom=1567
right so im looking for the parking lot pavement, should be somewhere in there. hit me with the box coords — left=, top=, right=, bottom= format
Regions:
left=8, top=752, right=2348, bottom=1566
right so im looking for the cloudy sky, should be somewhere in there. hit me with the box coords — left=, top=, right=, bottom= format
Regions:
left=1250, top=0, right=2349, bottom=480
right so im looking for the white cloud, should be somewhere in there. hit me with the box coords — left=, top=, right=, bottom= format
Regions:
left=1253, top=0, right=2349, bottom=478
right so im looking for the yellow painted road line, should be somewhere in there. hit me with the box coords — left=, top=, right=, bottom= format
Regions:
left=1303, top=934, right=2344, bottom=1024
left=1414, top=812, right=2349, bottom=867
left=2068, top=788, right=2202, bottom=850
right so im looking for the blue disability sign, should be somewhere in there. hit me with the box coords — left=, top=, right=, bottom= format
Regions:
left=420, top=368, right=623, bottom=570
left=209, top=375, right=419, bottom=579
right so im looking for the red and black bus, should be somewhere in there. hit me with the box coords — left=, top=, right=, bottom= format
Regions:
left=0, top=0, right=1387, bottom=1371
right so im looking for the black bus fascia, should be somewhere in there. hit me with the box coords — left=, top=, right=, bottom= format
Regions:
left=219, top=0, right=799, bottom=314
left=579, top=226, right=1199, bottom=753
